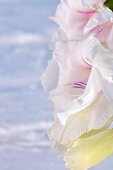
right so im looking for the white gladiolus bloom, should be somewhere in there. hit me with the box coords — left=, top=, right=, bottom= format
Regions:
left=42, top=0, right=113, bottom=169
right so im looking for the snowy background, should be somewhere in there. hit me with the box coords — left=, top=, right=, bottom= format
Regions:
left=0, top=0, right=113, bottom=170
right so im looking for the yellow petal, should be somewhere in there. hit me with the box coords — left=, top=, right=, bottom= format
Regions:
left=64, top=129, right=113, bottom=170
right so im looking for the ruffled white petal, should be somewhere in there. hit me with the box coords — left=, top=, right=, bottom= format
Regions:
left=57, top=36, right=102, bottom=125
left=51, top=0, right=95, bottom=40
left=41, top=58, right=59, bottom=92
left=59, top=93, right=113, bottom=145
left=84, top=8, right=113, bottom=43
left=67, top=0, right=105, bottom=10
left=49, top=40, right=90, bottom=112
left=95, top=52, right=113, bottom=101
left=84, top=7, right=113, bottom=34
left=57, top=33, right=113, bottom=124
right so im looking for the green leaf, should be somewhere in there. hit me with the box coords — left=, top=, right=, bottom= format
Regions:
left=105, top=0, right=113, bottom=10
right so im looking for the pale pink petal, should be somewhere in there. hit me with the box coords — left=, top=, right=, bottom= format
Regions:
left=84, top=8, right=113, bottom=43
left=51, top=0, right=95, bottom=40
left=67, top=0, right=106, bottom=10
left=57, top=68, right=101, bottom=125
left=57, top=35, right=113, bottom=125
left=49, top=40, right=91, bottom=112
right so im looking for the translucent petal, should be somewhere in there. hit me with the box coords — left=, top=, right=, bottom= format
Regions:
left=57, top=68, right=101, bottom=125
left=41, top=58, right=59, bottom=92
left=51, top=0, right=95, bottom=40
left=64, top=129, right=113, bottom=170
left=84, top=7, right=113, bottom=44
left=49, top=40, right=90, bottom=112
left=84, top=8, right=113, bottom=34
left=67, top=0, right=105, bottom=10
left=59, top=93, right=113, bottom=145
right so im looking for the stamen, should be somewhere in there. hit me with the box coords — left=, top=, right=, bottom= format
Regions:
left=82, top=56, right=92, bottom=69
left=73, top=82, right=86, bottom=89
left=77, top=10, right=95, bottom=15
left=66, top=82, right=87, bottom=89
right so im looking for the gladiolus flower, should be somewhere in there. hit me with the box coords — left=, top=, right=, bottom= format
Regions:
left=42, top=0, right=113, bottom=169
